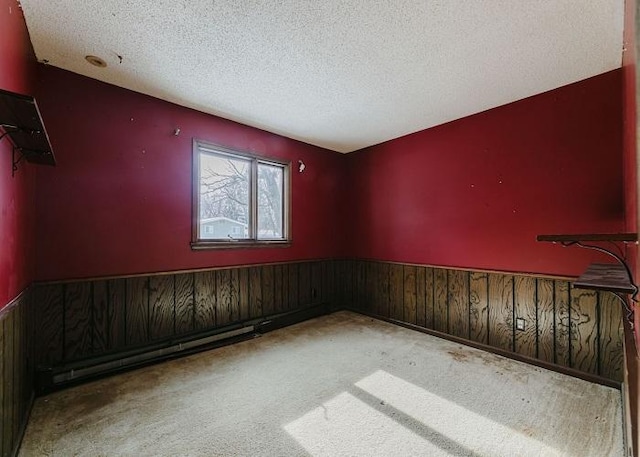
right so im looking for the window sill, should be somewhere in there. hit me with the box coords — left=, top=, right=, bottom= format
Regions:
left=190, top=240, right=291, bottom=250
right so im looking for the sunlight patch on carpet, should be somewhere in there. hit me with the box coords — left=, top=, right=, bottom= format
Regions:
left=284, top=391, right=451, bottom=456
left=355, top=370, right=562, bottom=456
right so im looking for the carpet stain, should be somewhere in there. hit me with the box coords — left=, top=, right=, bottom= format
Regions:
left=446, top=349, right=469, bottom=362
left=447, top=347, right=531, bottom=383
left=519, top=425, right=537, bottom=437
left=73, top=388, right=120, bottom=417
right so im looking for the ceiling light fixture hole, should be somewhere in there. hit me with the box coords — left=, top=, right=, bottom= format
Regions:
left=85, top=55, right=107, bottom=68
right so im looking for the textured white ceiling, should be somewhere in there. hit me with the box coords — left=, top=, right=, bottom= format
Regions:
left=20, top=0, right=624, bottom=153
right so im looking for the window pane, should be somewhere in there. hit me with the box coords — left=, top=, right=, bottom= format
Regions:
left=199, top=152, right=250, bottom=239
left=257, top=162, right=284, bottom=239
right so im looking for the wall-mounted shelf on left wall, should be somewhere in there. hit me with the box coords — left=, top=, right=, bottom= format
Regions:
left=0, top=87, right=55, bottom=175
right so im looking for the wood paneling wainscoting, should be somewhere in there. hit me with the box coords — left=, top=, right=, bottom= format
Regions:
left=31, top=258, right=625, bottom=392
left=335, top=260, right=625, bottom=383
left=0, top=290, right=34, bottom=457
left=32, top=261, right=336, bottom=389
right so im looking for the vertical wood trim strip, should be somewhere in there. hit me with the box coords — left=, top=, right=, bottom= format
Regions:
left=536, top=278, right=555, bottom=363
left=554, top=280, right=571, bottom=367
left=570, top=288, right=599, bottom=375
left=469, top=272, right=488, bottom=344
left=415, top=266, right=426, bottom=327
left=403, top=265, right=417, bottom=325
left=488, top=273, right=513, bottom=352
left=513, top=276, right=536, bottom=358
left=598, top=291, right=623, bottom=381
left=433, top=269, right=447, bottom=332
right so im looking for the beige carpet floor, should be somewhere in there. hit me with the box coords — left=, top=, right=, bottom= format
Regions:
left=20, top=311, right=623, bottom=456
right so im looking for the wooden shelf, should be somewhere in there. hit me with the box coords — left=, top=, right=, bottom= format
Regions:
left=0, top=88, right=55, bottom=166
left=537, top=232, right=638, bottom=296
left=537, top=233, right=638, bottom=243
left=574, top=263, right=636, bottom=294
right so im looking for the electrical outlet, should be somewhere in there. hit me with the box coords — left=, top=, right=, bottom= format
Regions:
left=516, top=318, right=525, bottom=331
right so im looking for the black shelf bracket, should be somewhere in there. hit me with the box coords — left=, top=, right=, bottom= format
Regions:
left=0, top=88, right=56, bottom=174
left=560, top=240, right=637, bottom=325
left=11, top=147, right=25, bottom=177
left=557, top=240, right=638, bottom=302
left=537, top=233, right=638, bottom=327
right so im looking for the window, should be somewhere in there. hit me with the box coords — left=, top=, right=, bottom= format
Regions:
left=192, top=140, right=290, bottom=248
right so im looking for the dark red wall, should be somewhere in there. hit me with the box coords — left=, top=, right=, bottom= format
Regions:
left=34, top=66, right=347, bottom=281
left=345, top=70, right=625, bottom=277
left=0, top=0, right=37, bottom=308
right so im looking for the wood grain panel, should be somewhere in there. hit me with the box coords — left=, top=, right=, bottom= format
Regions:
left=237, top=268, right=250, bottom=320
left=469, top=272, right=488, bottom=344
left=18, top=302, right=27, bottom=443
left=334, top=261, right=345, bottom=308
left=1, top=311, right=9, bottom=457
left=250, top=267, right=263, bottom=318
left=389, top=264, right=404, bottom=321
left=554, top=280, right=571, bottom=367
left=329, top=261, right=338, bottom=306
left=216, top=269, right=232, bottom=325
left=570, top=287, right=598, bottom=374
left=229, top=268, right=241, bottom=322
left=364, top=262, right=377, bottom=313
left=299, top=262, right=311, bottom=306
left=356, top=261, right=368, bottom=311
left=34, top=284, right=64, bottom=367
left=350, top=261, right=361, bottom=309
left=323, top=261, right=335, bottom=307
left=0, top=296, right=34, bottom=457
left=448, top=270, right=469, bottom=338
left=514, top=276, right=537, bottom=358
left=149, top=275, right=175, bottom=341
left=0, top=314, right=4, bottom=457
left=194, top=271, right=216, bottom=330
left=64, top=282, right=93, bottom=360
left=174, top=273, right=194, bottom=336
left=368, top=262, right=379, bottom=315
left=345, top=260, right=356, bottom=307
left=310, top=262, right=322, bottom=305
left=273, top=265, right=284, bottom=313
left=107, top=279, right=127, bottom=350
left=318, top=260, right=333, bottom=304
left=3, top=311, right=14, bottom=457
left=415, top=267, right=426, bottom=327
left=126, top=277, right=149, bottom=346
left=403, top=266, right=417, bottom=324
left=377, top=262, right=390, bottom=318
left=351, top=261, right=361, bottom=309
left=488, top=273, right=514, bottom=351
left=12, top=306, right=20, bottom=449
left=91, top=281, right=110, bottom=354
left=288, top=263, right=299, bottom=311
left=424, top=267, right=434, bottom=329
left=261, top=266, right=275, bottom=316
left=536, top=278, right=555, bottom=363
left=433, top=269, right=448, bottom=332
left=598, top=291, right=623, bottom=381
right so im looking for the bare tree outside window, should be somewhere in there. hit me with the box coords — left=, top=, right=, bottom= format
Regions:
left=199, top=153, right=250, bottom=239
left=192, top=141, right=290, bottom=248
left=258, top=163, right=284, bottom=239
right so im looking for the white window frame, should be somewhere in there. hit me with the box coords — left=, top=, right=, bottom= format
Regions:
left=191, top=139, right=291, bottom=249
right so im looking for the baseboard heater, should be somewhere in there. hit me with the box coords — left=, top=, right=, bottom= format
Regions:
left=46, top=325, right=256, bottom=389
left=37, top=303, right=330, bottom=393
